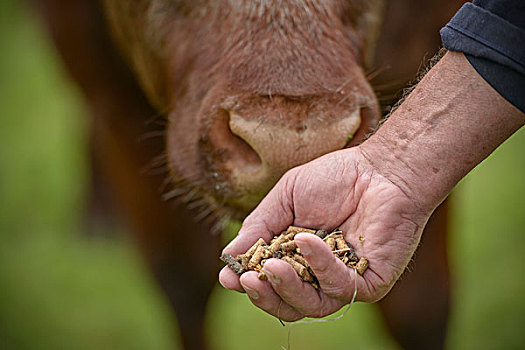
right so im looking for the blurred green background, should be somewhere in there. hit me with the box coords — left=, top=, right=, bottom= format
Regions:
left=1, top=1, right=524, bottom=349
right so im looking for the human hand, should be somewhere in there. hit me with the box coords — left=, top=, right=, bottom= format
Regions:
left=219, top=147, right=433, bottom=321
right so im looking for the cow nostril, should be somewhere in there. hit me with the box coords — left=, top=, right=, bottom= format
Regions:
left=206, top=106, right=366, bottom=210
left=210, top=109, right=262, bottom=171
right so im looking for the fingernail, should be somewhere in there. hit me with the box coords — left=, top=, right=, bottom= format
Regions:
left=298, top=237, right=312, bottom=255
left=243, top=286, right=259, bottom=300
left=263, top=269, right=281, bottom=284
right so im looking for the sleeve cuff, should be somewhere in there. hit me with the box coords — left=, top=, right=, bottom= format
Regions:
left=440, top=2, right=525, bottom=114
left=466, top=54, right=525, bottom=114
left=440, top=2, right=525, bottom=75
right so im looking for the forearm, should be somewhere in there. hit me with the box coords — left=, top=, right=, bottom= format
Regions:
left=360, top=51, right=524, bottom=212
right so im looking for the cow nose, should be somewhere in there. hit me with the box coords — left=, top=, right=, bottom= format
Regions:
left=211, top=108, right=362, bottom=207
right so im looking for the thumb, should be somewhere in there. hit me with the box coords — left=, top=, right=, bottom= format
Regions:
left=294, top=233, right=356, bottom=301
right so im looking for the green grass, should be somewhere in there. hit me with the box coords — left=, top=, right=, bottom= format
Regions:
left=1, top=1, right=524, bottom=349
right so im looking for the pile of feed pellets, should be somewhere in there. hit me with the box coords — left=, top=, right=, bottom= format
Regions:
left=221, top=226, right=368, bottom=288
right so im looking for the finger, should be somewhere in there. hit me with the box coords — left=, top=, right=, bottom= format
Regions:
left=222, top=171, right=297, bottom=256
left=218, top=266, right=244, bottom=292
left=239, top=271, right=304, bottom=322
left=294, top=233, right=356, bottom=301
left=262, top=258, right=343, bottom=318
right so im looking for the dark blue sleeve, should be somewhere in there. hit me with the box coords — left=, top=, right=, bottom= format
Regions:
left=440, top=0, right=525, bottom=113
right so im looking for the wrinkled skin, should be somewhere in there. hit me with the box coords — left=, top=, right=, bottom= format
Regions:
left=220, top=148, right=428, bottom=320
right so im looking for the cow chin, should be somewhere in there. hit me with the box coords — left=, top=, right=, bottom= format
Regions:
left=202, top=175, right=273, bottom=222
left=213, top=191, right=266, bottom=221
left=164, top=159, right=269, bottom=224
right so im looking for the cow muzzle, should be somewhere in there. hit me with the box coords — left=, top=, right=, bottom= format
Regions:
left=204, top=100, right=366, bottom=211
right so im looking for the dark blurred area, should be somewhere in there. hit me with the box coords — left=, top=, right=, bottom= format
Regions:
left=0, top=1, right=524, bottom=349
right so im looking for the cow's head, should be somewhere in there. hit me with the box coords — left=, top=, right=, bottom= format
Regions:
left=103, top=0, right=383, bottom=221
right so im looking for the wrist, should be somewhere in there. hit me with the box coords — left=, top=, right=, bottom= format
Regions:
left=358, top=51, right=524, bottom=213
left=358, top=137, right=438, bottom=214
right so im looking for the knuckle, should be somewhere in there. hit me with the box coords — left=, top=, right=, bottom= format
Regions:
left=311, top=260, right=333, bottom=277
left=303, top=309, right=325, bottom=318
left=323, top=285, right=350, bottom=300
left=312, top=264, right=343, bottom=287
left=281, top=314, right=304, bottom=322
left=240, top=213, right=259, bottom=229
left=252, top=299, right=275, bottom=314
left=283, top=166, right=300, bottom=179
left=362, top=287, right=388, bottom=303
left=303, top=304, right=333, bottom=319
